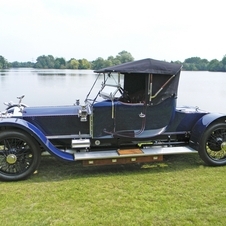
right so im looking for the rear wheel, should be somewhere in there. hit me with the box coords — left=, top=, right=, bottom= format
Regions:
left=199, top=123, right=226, bottom=166
left=0, top=130, right=41, bottom=181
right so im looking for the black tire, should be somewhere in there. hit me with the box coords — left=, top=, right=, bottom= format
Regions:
left=0, top=130, right=41, bottom=181
left=199, top=123, right=226, bottom=166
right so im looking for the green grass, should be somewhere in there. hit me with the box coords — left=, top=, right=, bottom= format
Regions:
left=1, top=154, right=226, bottom=226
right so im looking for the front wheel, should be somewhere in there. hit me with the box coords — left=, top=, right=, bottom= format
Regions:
left=0, top=130, right=41, bottom=181
left=199, top=123, right=226, bottom=166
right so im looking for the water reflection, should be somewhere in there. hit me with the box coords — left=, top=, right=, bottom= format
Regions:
left=38, top=73, right=66, bottom=76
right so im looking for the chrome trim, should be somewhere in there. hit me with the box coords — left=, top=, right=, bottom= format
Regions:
left=46, top=134, right=91, bottom=139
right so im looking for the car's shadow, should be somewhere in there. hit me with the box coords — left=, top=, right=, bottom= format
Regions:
left=28, top=153, right=204, bottom=182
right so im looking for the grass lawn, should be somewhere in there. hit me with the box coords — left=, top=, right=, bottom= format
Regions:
left=1, top=153, right=226, bottom=226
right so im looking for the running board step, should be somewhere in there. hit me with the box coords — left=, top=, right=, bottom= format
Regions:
left=74, top=146, right=197, bottom=166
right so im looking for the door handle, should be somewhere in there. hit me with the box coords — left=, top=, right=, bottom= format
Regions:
left=139, top=112, right=145, bottom=118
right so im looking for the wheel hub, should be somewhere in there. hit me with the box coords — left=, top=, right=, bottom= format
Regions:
left=6, top=154, right=17, bottom=164
left=221, top=142, right=226, bottom=151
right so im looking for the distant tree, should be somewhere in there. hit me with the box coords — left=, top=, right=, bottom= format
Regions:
left=183, top=57, right=209, bottom=71
left=103, top=59, right=113, bottom=67
left=221, top=55, right=226, bottom=71
left=92, top=57, right=106, bottom=70
left=184, top=57, right=202, bottom=64
left=222, top=55, right=226, bottom=64
left=26, top=61, right=35, bottom=68
left=10, top=61, right=34, bottom=68
left=34, top=55, right=55, bottom=68
left=183, top=63, right=198, bottom=71
left=6, top=52, right=226, bottom=72
left=107, top=55, right=121, bottom=66
left=67, top=58, right=79, bottom=69
left=91, top=51, right=134, bottom=70
left=207, top=59, right=221, bottom=71
left=10, top=61, right=20, bottom=68
left=115, top=50, right=134, bottom=64
left=54, top=57, right=66, bottom=69
left=46, top=55, right=55, bottom=68
left=54, top=60, right=60, bottom=69
left=78, top=59, right=91, bottom=69
left=197, top=59, right=209, bottom=70
left=0, top=55, right=8, bottom=69
left=107, top=56, right=115, bottom=64
left=171, top=60, right=182, bottom=64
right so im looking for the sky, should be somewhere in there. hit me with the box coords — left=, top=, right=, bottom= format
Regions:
left=0, top=0, right=225, bottom=63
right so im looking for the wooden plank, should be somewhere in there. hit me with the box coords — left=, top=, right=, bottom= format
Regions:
left=82, top=155, right=163, bottom=166
left=117, top=148, right=143, bottom=155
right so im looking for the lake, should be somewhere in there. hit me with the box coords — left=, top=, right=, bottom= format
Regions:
left=0, top=68, right=226, bottom=114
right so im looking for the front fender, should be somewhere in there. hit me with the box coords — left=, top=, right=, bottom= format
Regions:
left=189, top=113, right=226, bottom=150
left=0, top=118, right=74, bottom=161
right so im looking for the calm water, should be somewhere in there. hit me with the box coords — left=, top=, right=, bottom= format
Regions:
left=0, top=68, right=226, bottom=114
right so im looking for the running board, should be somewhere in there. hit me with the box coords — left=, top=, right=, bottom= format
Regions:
left=74, top=146, right=197, bottom=166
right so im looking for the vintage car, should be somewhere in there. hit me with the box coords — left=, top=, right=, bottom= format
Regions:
left=1, top=58, right=226, bottom=181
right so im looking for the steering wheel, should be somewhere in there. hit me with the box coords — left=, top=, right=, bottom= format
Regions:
left=119, top=87, right=131, bottom=102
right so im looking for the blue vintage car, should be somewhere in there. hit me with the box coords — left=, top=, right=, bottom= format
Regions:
left=1, top=58, right=226, bottom=181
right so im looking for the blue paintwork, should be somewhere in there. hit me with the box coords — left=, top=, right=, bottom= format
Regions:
left=167, top=107, right=208, bottom=132
left=1, top=103, right=226, bottom=161
left=93, top=97, right=177, bottom=138
left=22, top=105, right=90, bottom=136
left=0, top=117, right=74, bottom=161
left=189, top=113, right=226, bottom=150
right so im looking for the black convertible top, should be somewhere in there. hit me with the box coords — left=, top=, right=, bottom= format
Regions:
left=94, top=58, right=182, bottom=75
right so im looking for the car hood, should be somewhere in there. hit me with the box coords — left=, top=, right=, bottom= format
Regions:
left=22, top=105, right=81, bottom=117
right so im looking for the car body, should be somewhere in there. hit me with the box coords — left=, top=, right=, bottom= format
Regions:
left=1, top=58, right=226, bottom=181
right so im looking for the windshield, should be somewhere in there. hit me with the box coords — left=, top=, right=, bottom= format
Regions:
left=85, top=73, right=124, bottom=104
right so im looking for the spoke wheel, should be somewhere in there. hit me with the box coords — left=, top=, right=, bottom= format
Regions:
left=0, top=130, right=41, bottom=181
left=199, top=123, right=226, bottom=166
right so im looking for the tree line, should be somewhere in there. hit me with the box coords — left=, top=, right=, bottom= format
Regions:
left=0, top=51, right=134, bottom=70
left=1, top=51, right=226, bottom=72
left=172, top=55, right=226, bottom=72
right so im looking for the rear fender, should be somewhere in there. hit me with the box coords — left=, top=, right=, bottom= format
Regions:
left=189, top=113, right=226, bottom=150
left=0, top=118, right=74, bottom=161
